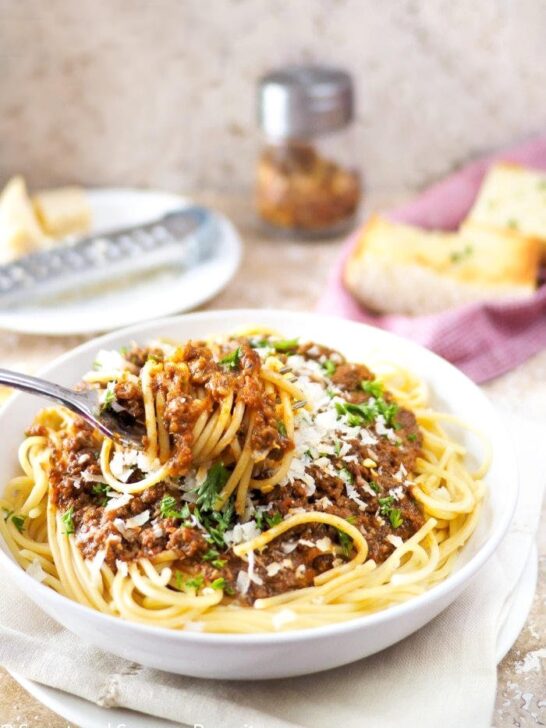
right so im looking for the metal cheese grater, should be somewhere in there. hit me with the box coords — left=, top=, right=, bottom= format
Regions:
left=0, top=206, right=217, bottom=308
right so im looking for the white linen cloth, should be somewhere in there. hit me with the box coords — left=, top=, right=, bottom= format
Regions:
left=0, top=414, right=544, bottom=728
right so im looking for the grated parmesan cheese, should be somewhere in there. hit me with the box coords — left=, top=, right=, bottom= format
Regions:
left=109, top=450, right=136, bottom=483
left=281, top=541, right=298, bottom=554
left=124, top=510, right=150, bottom=529
left=316, top=496, right=333, bottom=509
left=345, top=481, right=367, bottom=510
left=272, top=608, right=296, bottom=630
left=224, top=520, right=261, bottom=547
left=93, top=349, right=130, bottom=372
left=104, top=493, right=132, bottom=512
left=316, top=536, right=332, bottom=552
left=236, top=570, right=251, bottom=595
left=115, top=559, right=128, bottom=577
left=81, top=469, right=109, bottom=484
left=387, top=534, right=404, bottom=548
left=152, top=521, right=165, bottom=539
left=26, top=559, right=47, bottom=583
left=266, top=562, right=283, bottom=577
left=375, top=415, right=397, bottom=442
left=247, top=550, right=263, bottom=586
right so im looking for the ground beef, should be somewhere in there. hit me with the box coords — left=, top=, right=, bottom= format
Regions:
left=114, top=377, right=145, bottom=421
left=332, top=362, right=374, bottom=391
left=46, top=337, right=426, bottom=603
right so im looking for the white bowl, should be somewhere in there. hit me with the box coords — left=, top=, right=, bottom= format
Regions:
left=0, top=310, right=518, bottom=680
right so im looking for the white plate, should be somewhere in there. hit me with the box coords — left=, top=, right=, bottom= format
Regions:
left=0, top=310, right=519, bottom=681
left=495, top=542, right=538, bottom=662
left=0, top=189, right=242, bottom=336
left=9, top=544, right=537, bottom=728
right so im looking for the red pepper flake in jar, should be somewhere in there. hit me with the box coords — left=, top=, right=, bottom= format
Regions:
left=256, top=66, right=362, bottom=238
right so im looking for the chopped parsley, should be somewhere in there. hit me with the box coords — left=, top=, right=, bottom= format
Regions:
left=335, top=401, right=351, bottom=418
left=346, top=515, right=358, bottom=525
left=378, top=495, right=394, bottom=514
left=249, top=337, right=269, bottom=349
left=277, top=420, right=287, bottom=437
left=407, top=433, right=418, bottom=442
left=61, top=507, right=75, bottom=536
left=450, top=244, right=473, bottom=263
left=202, top=548, right=227, bottom=569
left=334, top=441, right=341, bottom=456
left=198, top=498, right=235, bottom=548
left=389, top=509, right=404, bottom=528
left=159, top=494, right=180, bottom=519
left=378, top=496, right=404, bottom=528
left=175, top=571, right=184, bottom=590
left=322, top=359, right=337, bottom=376
left=266, top=511, right=283, bottom=527
left=194, top=463, right=230, bottom=511
left=256, top=510, right=283, bottom=531
left=210, top=577, right=234, bottom=595
left=11, top=514, right=25, bottom=533
left=185, top=574, right=205, bottom=591
left=369, top=480, right=380, bottom=493
left=158, top=496, right=191, bottom=523
left=249, top=336, right=298, bottom=353
left=219, top=347, right=241, bottom=370
left=91, top=483, right=111, bottom=506
left=202, top=547, right=220, bottom=561
left=100, top=382, right=116, bottom=413
left=336, top=397, right=399, bottom=429
left=337, top=530, right=353, bottom=558
left=271, top=338, right=299, bottom=352
left=361, top=379, right=383, bottom=398
left=2, top=507, right=14, bottom=521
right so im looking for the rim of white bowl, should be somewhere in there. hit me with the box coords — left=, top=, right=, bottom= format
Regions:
left=0, top=309, right=519, bottom=645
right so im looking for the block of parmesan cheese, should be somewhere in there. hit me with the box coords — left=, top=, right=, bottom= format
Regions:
left=466, top=162, right=546, bottom=258
left=0, top=176, right=48, bottom=263
left=32, top=186, right=91, bottom=238
left=343, top=215, right=540, bottom=315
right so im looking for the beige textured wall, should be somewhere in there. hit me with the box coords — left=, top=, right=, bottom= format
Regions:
left=1, top=0, right=546, bottom=196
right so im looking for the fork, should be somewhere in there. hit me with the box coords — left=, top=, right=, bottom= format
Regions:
left=0, top=369, right=145, bottom=448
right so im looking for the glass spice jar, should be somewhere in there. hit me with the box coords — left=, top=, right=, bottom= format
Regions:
left=256, top=65, right=361, bottom=238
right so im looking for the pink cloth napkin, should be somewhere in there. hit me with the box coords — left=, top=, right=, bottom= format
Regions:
left=316, top=134, right=546, bottom=383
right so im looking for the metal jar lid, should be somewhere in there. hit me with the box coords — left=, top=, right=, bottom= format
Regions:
left=258, top=65, right=354, bottom=139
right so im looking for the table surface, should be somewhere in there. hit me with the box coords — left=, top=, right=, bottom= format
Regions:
left=0, top=192, right=544, bottom=727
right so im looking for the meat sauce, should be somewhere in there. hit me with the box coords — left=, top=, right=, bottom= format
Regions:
left=46, top=338, right=424, bottom=604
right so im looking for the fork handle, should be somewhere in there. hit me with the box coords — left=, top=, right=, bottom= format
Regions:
left=0, top=368, right=86, bottom=413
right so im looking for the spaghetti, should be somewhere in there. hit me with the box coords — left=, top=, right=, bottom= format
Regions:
left=0, top=333, right=487, bottom=633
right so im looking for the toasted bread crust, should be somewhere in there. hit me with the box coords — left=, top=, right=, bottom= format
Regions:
left=466, top=162, right=546, bottom=257
left=344, top=215, right=539, bottom=315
